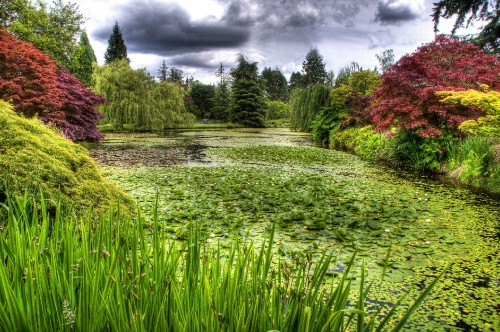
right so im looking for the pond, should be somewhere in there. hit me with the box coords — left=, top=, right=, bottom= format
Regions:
left=90, top=128, right=500, bottom=331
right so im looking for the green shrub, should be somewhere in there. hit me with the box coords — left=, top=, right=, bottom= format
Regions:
left=447, top=136, right=499, bottom=192
left=329, top=126, right=388, bottom=161
left=385, top=131, right=455, bottom=171
left=0, top=101, right=134, bottom=215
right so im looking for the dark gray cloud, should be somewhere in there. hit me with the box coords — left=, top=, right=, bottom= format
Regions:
left=375, top=0, right=424, bottom=24
left=93, top=0, right=249, bottom=56
left=169, top=53, right=234, bottom=69
left=219, top=0, right=371, bottom=30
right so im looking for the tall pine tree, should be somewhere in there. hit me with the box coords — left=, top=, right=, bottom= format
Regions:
left=70, top=31, right=97, bottom=85
left=104, top=21, right=128, bottom=64
left=230, top=55, right=266, bottom=127
left=302, top=48, right=327, bottom=86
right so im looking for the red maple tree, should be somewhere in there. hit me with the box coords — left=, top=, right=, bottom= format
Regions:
left=40, top=69, right=105, bottom=142
left=0, top=28, right=63, bottom=117
left=0, top=29, right=105, bottom=141
left=370, top=35, right=500, bottom=138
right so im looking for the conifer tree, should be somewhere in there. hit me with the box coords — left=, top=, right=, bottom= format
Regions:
left=104, top=21, right=128, bottom=64
left=230, top=55, right=266, bottom=127
left=261, top=67, right=289, bottom=101
left=71, top=31, right=97, bottom=85
left=302, top=48, right=327, bottom=86
left=212, top=82, right=231, bottom=121
left=157, top=60, right=168, bottom=82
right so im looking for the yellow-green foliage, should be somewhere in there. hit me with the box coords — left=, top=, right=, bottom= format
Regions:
left=437, top=86, right=500, bottom=138
left=329, top=125, right=388, bottom=161
left=0, top=101, right=134, bottom=214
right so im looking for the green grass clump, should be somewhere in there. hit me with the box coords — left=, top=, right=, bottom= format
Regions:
left=0, top=193, right=444, bottom=331
left=0, top=101, right=134, bottom=215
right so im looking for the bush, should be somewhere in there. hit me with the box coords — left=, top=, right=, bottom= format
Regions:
left=447, top=136, right=500, bottom=192
left=384, top=131, right=455, bottom=171
left=329, top=126, right=388, bottom=161
left=0, top=101, right=134, bottom=215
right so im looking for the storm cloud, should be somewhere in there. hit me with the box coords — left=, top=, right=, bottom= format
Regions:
left=93, top=0, right=249, bottom=56
left=375, top=0, right=425, bottom=24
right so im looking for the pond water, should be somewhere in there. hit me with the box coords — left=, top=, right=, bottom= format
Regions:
left=90, top=128, right=500, bottom=331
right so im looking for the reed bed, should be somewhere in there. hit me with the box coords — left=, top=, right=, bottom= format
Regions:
left=0, top=193, right=443, bottom=331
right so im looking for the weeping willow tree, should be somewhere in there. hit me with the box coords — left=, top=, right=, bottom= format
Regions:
left=289, top=85, right=330, bottom=132
left=93, top=59, right=195, bottom=131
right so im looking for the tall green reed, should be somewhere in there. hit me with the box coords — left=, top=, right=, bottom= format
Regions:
left=0, top=192, right=445, bottom=331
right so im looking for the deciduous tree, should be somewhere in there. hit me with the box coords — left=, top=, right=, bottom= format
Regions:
left=437, top=85, right=500, bottom=137
left=189, top=82, right=216, bottom=119
left=0, top=28, right=63, bottom=117
left=371, top=35, right=500, bottom=138
left=40, top=68, right=104, bottom=142
left=0, top=29, right=105, bottom=141
left=93, top=59, right=194, bottom=130
left=6, top=0, right=84, bottom=70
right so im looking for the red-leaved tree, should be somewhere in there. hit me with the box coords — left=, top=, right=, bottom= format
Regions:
left=0, top=29, right=105, bottom=141
left=370, top=35, right=500, bottom=138
left=0, top=28, right=63, bottom=117
left=40, top=69, right=105, bottom=142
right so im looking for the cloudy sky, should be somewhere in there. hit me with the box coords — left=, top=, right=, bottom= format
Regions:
left=77, top=0, right=477, bottom=83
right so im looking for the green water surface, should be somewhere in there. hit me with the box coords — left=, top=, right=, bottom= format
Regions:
left=90, top=128, right=500, bottom=331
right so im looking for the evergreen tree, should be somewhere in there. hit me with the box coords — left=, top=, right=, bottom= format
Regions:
left=212, top=82, right=231, bottom=121
left=104, top=21, right=128, bottom=64
left=70, top=31, right=97, bottom=85
left=215, top=63, right=226, bottom=85
left=261, top=67, right=289, bottom=101
left=230, top=55, right=266, bottom=127
left=302, top=48, right=327, bottom=86
left=189, top=82, right=216, bottom=118
left=289, top=71, right=304, bottom=89
left=433, top=0, right=500, bottom=53
left=167, top=66, right=184, bottom=84
left=157, top=60, right=168, bottom=82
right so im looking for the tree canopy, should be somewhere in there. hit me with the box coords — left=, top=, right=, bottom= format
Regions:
left=371, top=35, right=500, bottom=138
left=93, top=59, right=194, bottom=131
left=0, top=29, right=105, bottom=141
left=4, top=0, right=84, bottom=71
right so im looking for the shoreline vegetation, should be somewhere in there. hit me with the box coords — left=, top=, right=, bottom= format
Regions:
left=0, top=191, right=446, bottom=331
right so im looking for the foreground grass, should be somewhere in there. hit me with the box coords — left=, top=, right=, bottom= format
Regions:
left=0, top=193, right=445, bottom=331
